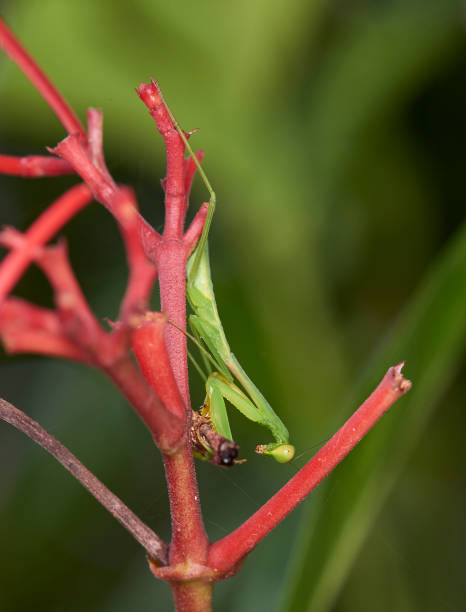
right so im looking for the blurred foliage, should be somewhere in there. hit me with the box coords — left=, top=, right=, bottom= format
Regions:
left=0, top=0, right=465, bottom=611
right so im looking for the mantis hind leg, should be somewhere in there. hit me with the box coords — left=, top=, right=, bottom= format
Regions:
left=206, top=373, right=295, bottom=463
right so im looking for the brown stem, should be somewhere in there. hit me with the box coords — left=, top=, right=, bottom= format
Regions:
left=0, top=397, right=167, bottom=564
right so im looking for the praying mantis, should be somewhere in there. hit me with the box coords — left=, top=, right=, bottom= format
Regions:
left=166, top=100, right=295, bottom=466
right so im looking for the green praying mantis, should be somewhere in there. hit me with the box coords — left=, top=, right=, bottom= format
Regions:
left=167, top=104, right=295, bottom=467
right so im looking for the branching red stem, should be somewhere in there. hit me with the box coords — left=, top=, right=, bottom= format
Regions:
left=136, top=81, right=211, bottom=593
left=0, top=27, right=414, bottom=612
left=1, top=25, right=213, bottom=604
left=0, top=183, right=93, bottom=303
left=49, top=133, right=162, bottom=257
left=50, top=135, right=116, bottom=207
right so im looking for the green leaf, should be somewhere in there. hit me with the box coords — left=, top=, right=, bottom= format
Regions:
left=280, top=221, right=466, bottom=612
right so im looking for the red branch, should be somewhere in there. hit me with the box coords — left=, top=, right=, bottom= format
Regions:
left=86, top=109, right=114, bottom=183
left=49, top=131, right=162, bottom=259
left=49, top=134, right=116, bottom=207
left=0, top=183, right=93, bottom=303
left=0, top=17, right=85, bottom=139
left=132, top=313, right=187, bottom=421
left=208, top=363, right=411, bottom=575
left=0, top=154, right=74, bottom=177
left=111, top=188, right=157, bottom=320
left=137, top=80, right=186, bottom=240
left=0, top=298, right=90, bottom=362
left=136, top=80, right=206, bottom=397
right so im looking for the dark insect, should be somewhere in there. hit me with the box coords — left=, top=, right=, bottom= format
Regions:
left=190, top=410, right=241, bottom=467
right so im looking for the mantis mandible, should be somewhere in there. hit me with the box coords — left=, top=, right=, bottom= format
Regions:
left=166, top=101, right=295, bottom=465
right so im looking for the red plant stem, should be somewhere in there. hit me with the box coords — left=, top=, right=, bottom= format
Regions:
left=163, top=449, right=209, bottom=565
left=136, top=81, right=187, bottom=240
left=0, top=301, right=185, bottom=453
left=132, top=315, right=187, bottom=421
left=130, top=312, right=210, bottom=596
left=132, top=312, right=210, bottom=586
left=35, top=241, right=104, bottom=342
left=156, top=223, right=211, bottom=609
left=50, top=135, right=116, bottom=207
left=144, top=248, right=210, bottom=570
left=0, top=17, right=85, bottom=139
left=208, top=363, right=411, bottom=574
left=162, top=133, right=186, bottom=239
left=171, top=583, right=213, bottom=612
left=137, top=81, right=196, bottom=399
left=137, top=82, right=211, bottom=600
left=50, top=136, right=161, bottom=256
left=86, top=109, right=114, bottom=183
left=0, top=298, right=91, bottom=361
left=111, top=188, right=157, bottom=320
left=0, top=183, right=92, bottom=303
left=2, top=326, right=90, bottom=361
left=0, top=154, right=74, bottom=177
left=156, top=240, right=191, bottom=399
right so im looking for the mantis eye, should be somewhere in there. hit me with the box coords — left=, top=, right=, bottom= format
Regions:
left=217, top=440, right=239, bottom=467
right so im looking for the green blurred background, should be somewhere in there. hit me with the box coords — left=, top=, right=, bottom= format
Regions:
left=0, top=1, right=465, bottom=610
